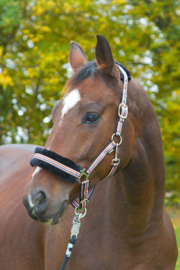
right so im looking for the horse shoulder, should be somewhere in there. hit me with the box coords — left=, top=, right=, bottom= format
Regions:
left=0, top=144, right=45, bottom=269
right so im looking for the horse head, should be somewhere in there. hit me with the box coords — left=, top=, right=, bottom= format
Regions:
left=23, top=35, right=136, bottom=224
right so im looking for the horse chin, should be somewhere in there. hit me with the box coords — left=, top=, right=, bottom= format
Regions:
left=50, top=202, right=68, bottom=225
left=41, top=200, right=68, bottom=225
left=28, top=208, right=66, bottom=225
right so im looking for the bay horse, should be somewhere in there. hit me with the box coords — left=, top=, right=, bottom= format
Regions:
left=0, top=35, right=178, bottom=269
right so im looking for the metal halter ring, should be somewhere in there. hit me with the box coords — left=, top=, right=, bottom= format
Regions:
left=78, top=168, right=89, bottom=183
left=75, top=207, right=87, bottom=219
left=111, top=133, right=122, bottom=146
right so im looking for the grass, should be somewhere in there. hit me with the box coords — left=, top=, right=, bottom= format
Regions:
left=168, top=208, right=180, bottom=270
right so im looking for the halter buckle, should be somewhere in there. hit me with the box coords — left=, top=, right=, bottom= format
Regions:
left=111, top=142, right=120, bottom=166
left=111, top=158, right=120, bottom=165
left=118, top=103, right=128, bottom=119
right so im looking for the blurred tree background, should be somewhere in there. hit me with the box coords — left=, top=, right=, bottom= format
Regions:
left=0, top=0, right=179, bottom=205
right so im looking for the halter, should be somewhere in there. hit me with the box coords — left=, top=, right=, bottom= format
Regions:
left=30, top=63, right=130, bottom=270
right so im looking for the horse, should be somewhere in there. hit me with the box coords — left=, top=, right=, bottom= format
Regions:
left=0, top=35, right=178, bottom=270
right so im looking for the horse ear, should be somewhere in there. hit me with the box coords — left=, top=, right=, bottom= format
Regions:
left=95, top=35, right=115, bottom=74
left=69, top=41, right=87, bottom=71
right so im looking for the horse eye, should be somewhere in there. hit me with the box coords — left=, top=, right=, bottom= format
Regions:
left=82, top=113, right=100, bottom=125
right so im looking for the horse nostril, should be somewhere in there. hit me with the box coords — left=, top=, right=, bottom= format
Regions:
left=33, top=189, right=49, bottom=214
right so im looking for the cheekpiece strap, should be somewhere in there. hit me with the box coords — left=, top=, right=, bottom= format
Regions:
left=103, top=162, right=119, bottom=180
left=86, top=140, right=116, bottom=175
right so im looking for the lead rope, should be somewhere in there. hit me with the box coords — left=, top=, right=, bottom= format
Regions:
left=60, top=170, right=89, bottom=270
left=60, top=210, right=86, bottom=270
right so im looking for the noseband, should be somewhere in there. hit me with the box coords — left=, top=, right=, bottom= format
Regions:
left=30, top=63, right=131, bottom=269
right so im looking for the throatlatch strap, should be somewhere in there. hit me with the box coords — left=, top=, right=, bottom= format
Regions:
left=30, top=147, right=82, bottom=184
left=103, top=162, right=119, bottom=180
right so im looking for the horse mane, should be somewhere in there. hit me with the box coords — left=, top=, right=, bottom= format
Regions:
left=64, top=60, right=116, bottom=91
left=64, top=61, right=97, bottom=89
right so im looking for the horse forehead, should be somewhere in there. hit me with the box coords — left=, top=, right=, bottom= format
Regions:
left=59, top=77, right=116, bottom=117
left=58, top=89, right=81, bottom=126
left=62, top=89, right=81, bottom=116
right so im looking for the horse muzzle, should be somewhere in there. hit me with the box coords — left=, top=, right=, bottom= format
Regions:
left=22, top=188, right=68, bottom=224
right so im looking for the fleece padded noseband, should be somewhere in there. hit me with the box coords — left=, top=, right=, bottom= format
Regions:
left=30, top=147, right=82, bottom=184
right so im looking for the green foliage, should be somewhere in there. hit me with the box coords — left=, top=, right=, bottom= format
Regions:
left=0, top=0, right=179, bottom=200
left=175, top=226, right=180, bottom=269
left=165, top=191, right=180, bottom=208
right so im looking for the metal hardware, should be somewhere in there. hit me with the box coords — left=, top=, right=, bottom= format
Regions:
left=108, top=148, right=115, bottom=154
left=111, top=143, right=120, bottom=165
left=118, top=103, right=128, bottom=119
left=71, top=214, right=81, bottom=238
left=75, top=207, right=87, bottom=219
left=78, top=168, right=89, bottom=183
left=70, top=208, right=87, bottom=238
left=111, top=159, right=120, bottom=165
left=111, top=133, right=122, bottom=146
left=65, top=243, right=74, bottom=257
left=78, top=198, right=89, bottom=209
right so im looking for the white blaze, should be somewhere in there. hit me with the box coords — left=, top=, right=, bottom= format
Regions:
left=28, top=194, right=34, bottom=208
left=32, top=166, right=42, bottom=178
left=30, top=166, right=42, bottom=203
left=59, top=89, right=81, bottom=125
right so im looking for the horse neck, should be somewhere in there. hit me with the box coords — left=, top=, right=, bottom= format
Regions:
left=102, top=83, right=166, bottom=239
